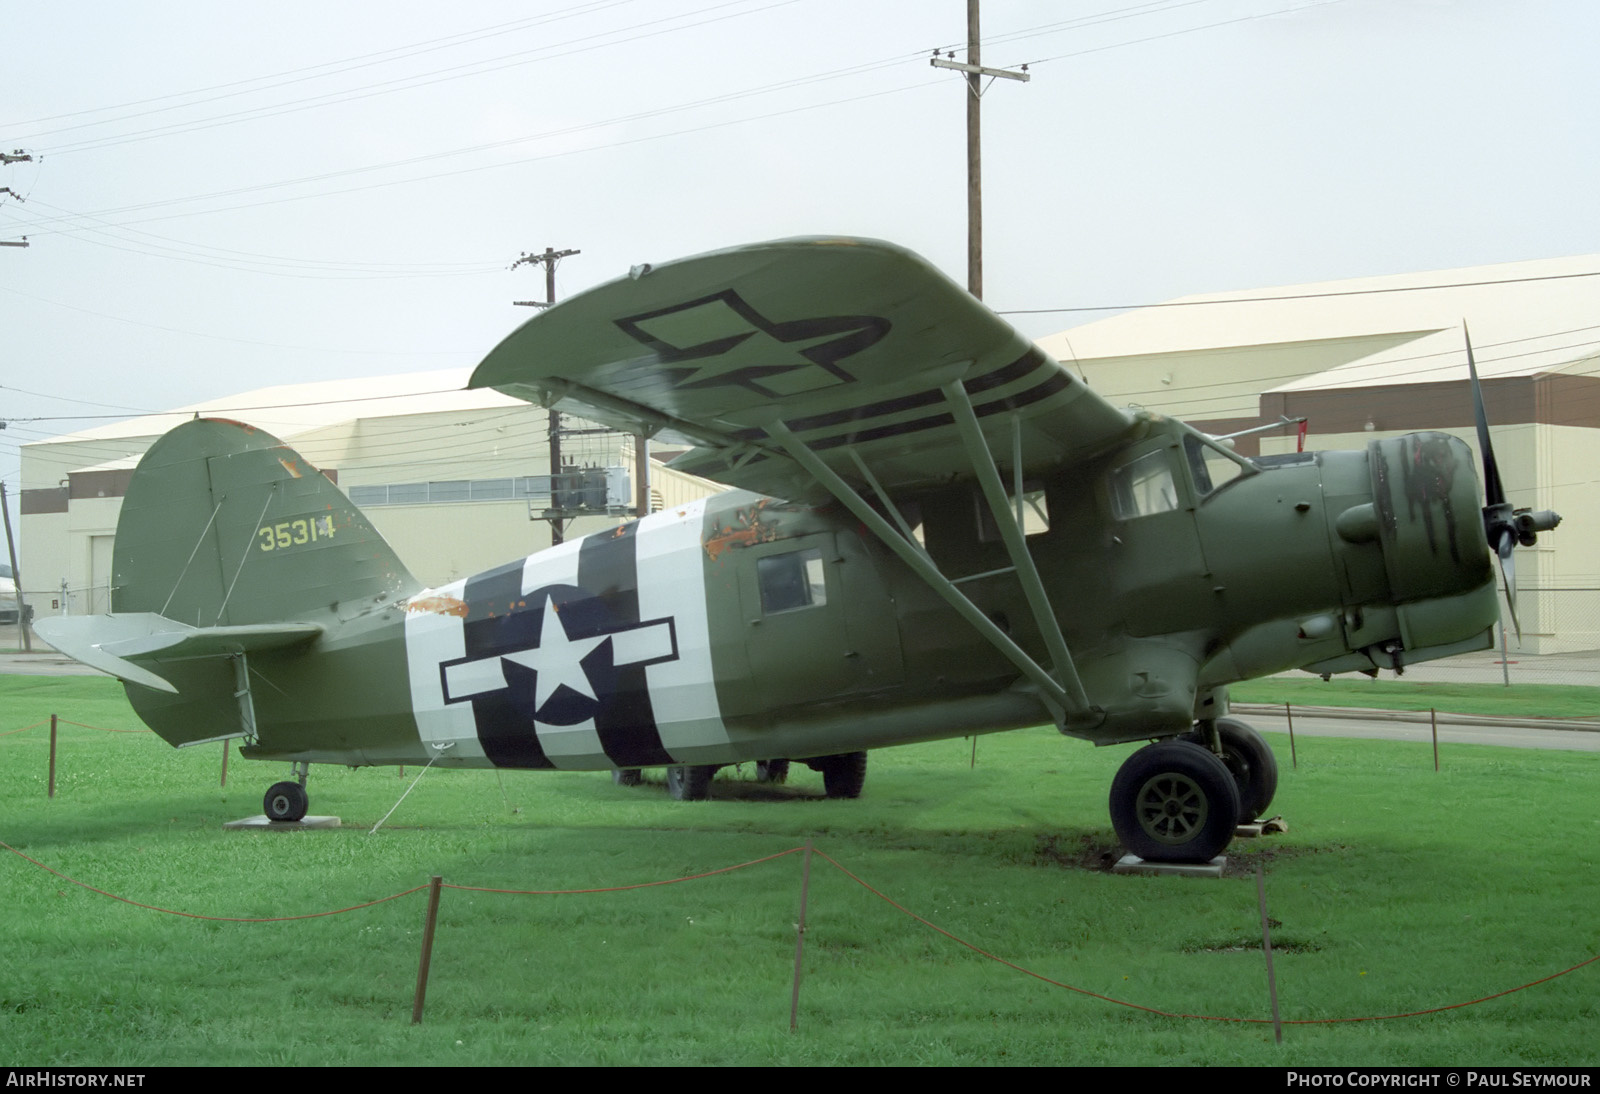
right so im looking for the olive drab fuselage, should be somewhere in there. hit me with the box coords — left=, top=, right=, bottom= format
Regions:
left=152, top=416, right=1500, bottom=771
left=36, top=234, right=1540, bottom=863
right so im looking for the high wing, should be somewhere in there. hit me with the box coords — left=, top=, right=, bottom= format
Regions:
left=468, top=237, right=1134, bottom=501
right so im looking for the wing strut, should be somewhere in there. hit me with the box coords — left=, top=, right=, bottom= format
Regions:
left=940, top=380, right=1091, bottom=714
left=766, top=420, right=1092, bottom=725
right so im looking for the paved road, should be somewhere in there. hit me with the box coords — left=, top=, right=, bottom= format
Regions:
left=1237, top=706, right=1600, bottom=753
left=1293, top=647, right=1600, bottom=688
left=0, top=651, right=102, bottom=677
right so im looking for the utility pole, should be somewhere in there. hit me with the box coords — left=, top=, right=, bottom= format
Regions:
left=0, top=483, right=32, bottom=652
left=512, top=247, right=581, bottom=544
left=931, top=0, right=1029, bottom=300
left=1, top=151, right=31, bottom=247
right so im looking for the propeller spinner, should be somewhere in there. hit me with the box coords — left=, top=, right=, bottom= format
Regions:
left=1463, top=323, right=1561, bottom=639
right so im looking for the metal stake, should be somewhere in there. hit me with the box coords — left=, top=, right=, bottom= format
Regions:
left=789, top=840, right=813, bottom=1032
left=412, top=875, right=444, bottom=1024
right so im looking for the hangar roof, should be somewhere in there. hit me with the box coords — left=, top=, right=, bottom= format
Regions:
left=1037, top=254, right=1600, bottom=394
left=30, top=368, right=523, bottom=447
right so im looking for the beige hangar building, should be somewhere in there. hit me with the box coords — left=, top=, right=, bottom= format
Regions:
left=1036, top=253, right=1600, bottom=655
left=18, top=368, right=724, bottom=615
left=20, top=253, right=1599, bottom=654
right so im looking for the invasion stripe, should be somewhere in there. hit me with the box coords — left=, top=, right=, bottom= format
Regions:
left=459, top=560, right=557, bottom=769
left=723, top=366, right=1075, bottom=467
left=575, top=524, right=675, bottom=767
left=726, top=349, right=1051, bottom=443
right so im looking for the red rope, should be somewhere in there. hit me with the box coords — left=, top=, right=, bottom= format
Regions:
left=447, top=846, right=804, bottom=894
left=814, top=847, right=1600, bottom=1025
left=5, top=830, right=1594, bottom=1022
left=0, top=720, right=48, bottom=737
left=54, top=718, right=149, bottom=734
left=0, top=839, right=427, bottom=922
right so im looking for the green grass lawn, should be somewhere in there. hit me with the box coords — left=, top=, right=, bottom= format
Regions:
left=2, top=675, right=1597, bottom=1066
left=1233, top=676, right=1600, bottom=720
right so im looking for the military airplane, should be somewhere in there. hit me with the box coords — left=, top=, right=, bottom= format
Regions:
left=36, top=238, right=1559, bottom=862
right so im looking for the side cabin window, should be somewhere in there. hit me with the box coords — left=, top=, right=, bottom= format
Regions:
left=1109, top=450, right=1179, bottom=520
left=1183, top=435, right=1247, bottom=497
left=757, top=548, right=827, bottom=614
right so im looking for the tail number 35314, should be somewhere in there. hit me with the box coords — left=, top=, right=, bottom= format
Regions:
left=258, top=516, right=337, bottom=552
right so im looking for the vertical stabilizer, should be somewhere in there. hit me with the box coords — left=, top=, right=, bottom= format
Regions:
left=114, top=418, right=420, bottom=626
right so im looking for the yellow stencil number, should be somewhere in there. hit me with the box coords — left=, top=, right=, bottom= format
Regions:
left=257, top=515, right=337, bottom=552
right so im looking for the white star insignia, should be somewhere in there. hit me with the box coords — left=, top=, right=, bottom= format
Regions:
left=502, top=598, right=607, bottom=712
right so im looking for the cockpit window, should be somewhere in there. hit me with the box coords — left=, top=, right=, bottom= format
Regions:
left=1110, top=450, right=1179, bottom=520
left=1184, top=435, right=1247, bottom=496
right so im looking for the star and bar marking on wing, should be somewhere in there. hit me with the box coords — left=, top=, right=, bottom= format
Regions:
left=613, top=289, right=890, bottom=399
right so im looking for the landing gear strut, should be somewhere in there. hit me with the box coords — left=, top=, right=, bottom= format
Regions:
left=263, top=762, right=310, bottom=823
left=666, top=764, right=718, bottom=801
left=1189, top=717, right=1279, bottom=823
left=811, top=751, right=868, bottom=799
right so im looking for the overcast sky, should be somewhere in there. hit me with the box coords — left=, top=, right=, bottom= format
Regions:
left=4, top=0, right=1597, bottom=503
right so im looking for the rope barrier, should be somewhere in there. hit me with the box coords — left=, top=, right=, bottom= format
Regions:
left=0, top=839, right=427, bottom=922
left=0, top=717, right=150, bottom=735
left=0, top=719, right=48, bottom=737
left=444, top=845, right=804, bottom=894
left=813, top=847, right=1600, bottom=1025
left=3, top=833, right=1594, bottom=1024
left=53, top=718, right=148, bottom=734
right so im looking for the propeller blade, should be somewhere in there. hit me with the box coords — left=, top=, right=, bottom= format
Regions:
left=1494, top=527, right=1521, bottom=642
left=1463, top=322, right=1507, bottom=509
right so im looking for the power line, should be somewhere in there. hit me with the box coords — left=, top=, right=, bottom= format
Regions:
left=15, top=50, right=928, bottom=238
left=0, top=284, right=474, bottom=356
left=20, top=198, right=505, bottom=273
left=997, top=268, right=1600, bottom=316
left=10, top=3, right=1338, bottom=240
left=0, top=1, right=639, bottom=132
left=1014, top=0, right=1346, bottom=69
left=22, top=1, right=799, bottom=156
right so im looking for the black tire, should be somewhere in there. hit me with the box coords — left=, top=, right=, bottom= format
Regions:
left=666, top=764, right=716, bottom=801
left=819, top=751, right=867, bottom=799
left=264, top=781, right=308, bottom=823
left=611, top=768, right=643, bottom=787
left=1109, top=740, right=1241, bottom=863
left=755, top=759, right=790, bottom=785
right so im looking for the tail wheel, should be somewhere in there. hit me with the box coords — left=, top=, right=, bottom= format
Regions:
left=264, top=781, right=308, bottom=823
left=1110, top=740, right=1240, bottom=863
left=666, top=764, right=716, bottom=801
left=819, top=751, right=867, bottom=799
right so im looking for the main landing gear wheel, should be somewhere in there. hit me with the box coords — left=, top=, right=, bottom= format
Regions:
left=1197, top=717, right=1279, bottom=824
left=818, top=751, right=867, bottom=799
left=264, top=781, right=309, bottom=823
left=1109, top=740, right=1241, bottom=863
left=611, top=768, right=643, bottom=787
left=666, top=764, right=717, bottom=801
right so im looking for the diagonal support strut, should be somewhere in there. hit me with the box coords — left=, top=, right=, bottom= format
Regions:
left=940, top=380, right=1091, bottom=713
left=765, top=421, right=1087, bottom=722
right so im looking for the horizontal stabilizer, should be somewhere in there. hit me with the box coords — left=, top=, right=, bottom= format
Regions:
left=36, top=614, right=322, bottom=694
